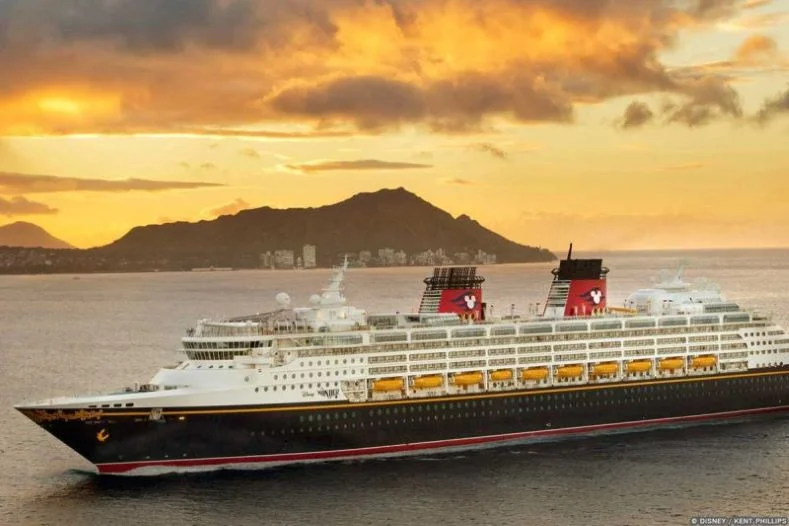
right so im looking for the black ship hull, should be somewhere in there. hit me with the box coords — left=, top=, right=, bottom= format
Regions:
left=18, top=368, right=789, bottom=475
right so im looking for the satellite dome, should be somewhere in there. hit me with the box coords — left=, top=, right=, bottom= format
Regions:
left=275, top=292, right=291, bottom=307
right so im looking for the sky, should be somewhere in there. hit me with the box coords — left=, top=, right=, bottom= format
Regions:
left=0, top=0, right=788, bottom=252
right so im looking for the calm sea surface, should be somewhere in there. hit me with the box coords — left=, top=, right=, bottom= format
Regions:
left=1, top=249, right=788, bottom=525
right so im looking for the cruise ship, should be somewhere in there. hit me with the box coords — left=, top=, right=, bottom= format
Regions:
left=15, top=248, right=789, bottom=475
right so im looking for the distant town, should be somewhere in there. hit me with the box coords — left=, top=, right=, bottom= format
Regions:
left=0, top=244, right=502, bottom=274
left=260, top=245, right=498, bottom=269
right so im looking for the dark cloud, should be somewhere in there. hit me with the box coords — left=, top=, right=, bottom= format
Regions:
left=270, top=76, right=427, bottom=131
left=199, top=162, right=217, bottom=170
left=270, top=72, right=573, bottom=132
left=0, top=171, right=222, bottom=193
left=0, top=0, right=337, bottom=53
left=444, top=177, right=473, bottom=185
left=470, top=143, right=508, bottom=160
left=0, top=195, right=58, bottom=216
left=755, top=86, right=789, bottom=124
left=209, top=197, right=250, bottom=217
left=285, top=159, right=432, bottom=173
left=664, top=76, right=742, bottom=126
left=619, top=101, right=655, bottom=129
left=618, top=76, right=742, bottom=130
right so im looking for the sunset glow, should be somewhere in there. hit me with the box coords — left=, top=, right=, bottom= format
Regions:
left=0, top=0, right=788, bottom=250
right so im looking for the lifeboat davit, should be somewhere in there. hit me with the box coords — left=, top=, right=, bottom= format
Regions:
left=556, top=365, right=584, bottom=378
left=626, top=360, right=652, bottom=372
left=413, top=375, right=443, bottom=389
left=373, top=378, right=404, bottom=391
left=591, top=362, right=618, bottom=376
left=521, top=367, right=549, bottom=380
left=659, top=358, right=684, bottom=371
left=452, top=372, right=483, bottom=386
left=691, top=355, right=717, bottom=368
left=490, top=370, right=513, bottom=382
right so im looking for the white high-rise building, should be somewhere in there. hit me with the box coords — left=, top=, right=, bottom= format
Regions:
left=303, top=244, right=317, bottom=269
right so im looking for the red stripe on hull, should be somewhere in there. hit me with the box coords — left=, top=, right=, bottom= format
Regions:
left=97, top=405, right=789, bottom=475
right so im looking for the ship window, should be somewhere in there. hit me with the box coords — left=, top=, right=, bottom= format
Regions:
left=521, top=324, right=553, bottom=334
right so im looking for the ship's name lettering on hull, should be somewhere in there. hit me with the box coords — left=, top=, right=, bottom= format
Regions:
left=318, top=389, right=340, bottom=399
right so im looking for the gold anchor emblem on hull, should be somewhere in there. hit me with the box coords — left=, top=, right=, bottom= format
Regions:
left=96, top=428, right=110, bottom=442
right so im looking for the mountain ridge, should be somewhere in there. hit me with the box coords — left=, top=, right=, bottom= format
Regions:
left=0, top=188, right=555, bottom=273
left=102, top=187, right=555, bottom=267
left=0, top=221, right=74, bottom=249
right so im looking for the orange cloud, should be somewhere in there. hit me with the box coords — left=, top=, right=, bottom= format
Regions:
left=0, top=0, right=763, bottom=135
left=734, top=34, right=780, bottom=62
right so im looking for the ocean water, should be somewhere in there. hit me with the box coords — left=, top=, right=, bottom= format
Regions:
left=1, top=249, right=788, bottom=525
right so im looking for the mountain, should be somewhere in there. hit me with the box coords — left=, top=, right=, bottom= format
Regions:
left=0, top=222, right=73, bottom=249
left=101, top=188, right=554, bottom=267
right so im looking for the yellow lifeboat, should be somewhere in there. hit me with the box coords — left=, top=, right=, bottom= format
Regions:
left=372, top=378, right=404, bottom=392
left=452, top=372, right=483, bottom=386
left=591, top=362, right=618, bottom=376
left=490, top=370, right=513, bottom=382
left=691, top=355, right=717, bottom=368
left=659, top=358, right=684, bottom=371
left=413, top=375, right=443, bottom=389
left=556, top=365, right=584, bottom=378
left=626, top=360, right=652, bottom=373
left=521, top=367, right=549, bottom=380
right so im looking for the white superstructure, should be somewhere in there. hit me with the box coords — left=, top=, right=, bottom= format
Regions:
left=24, top=259, right=789, bottom=411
